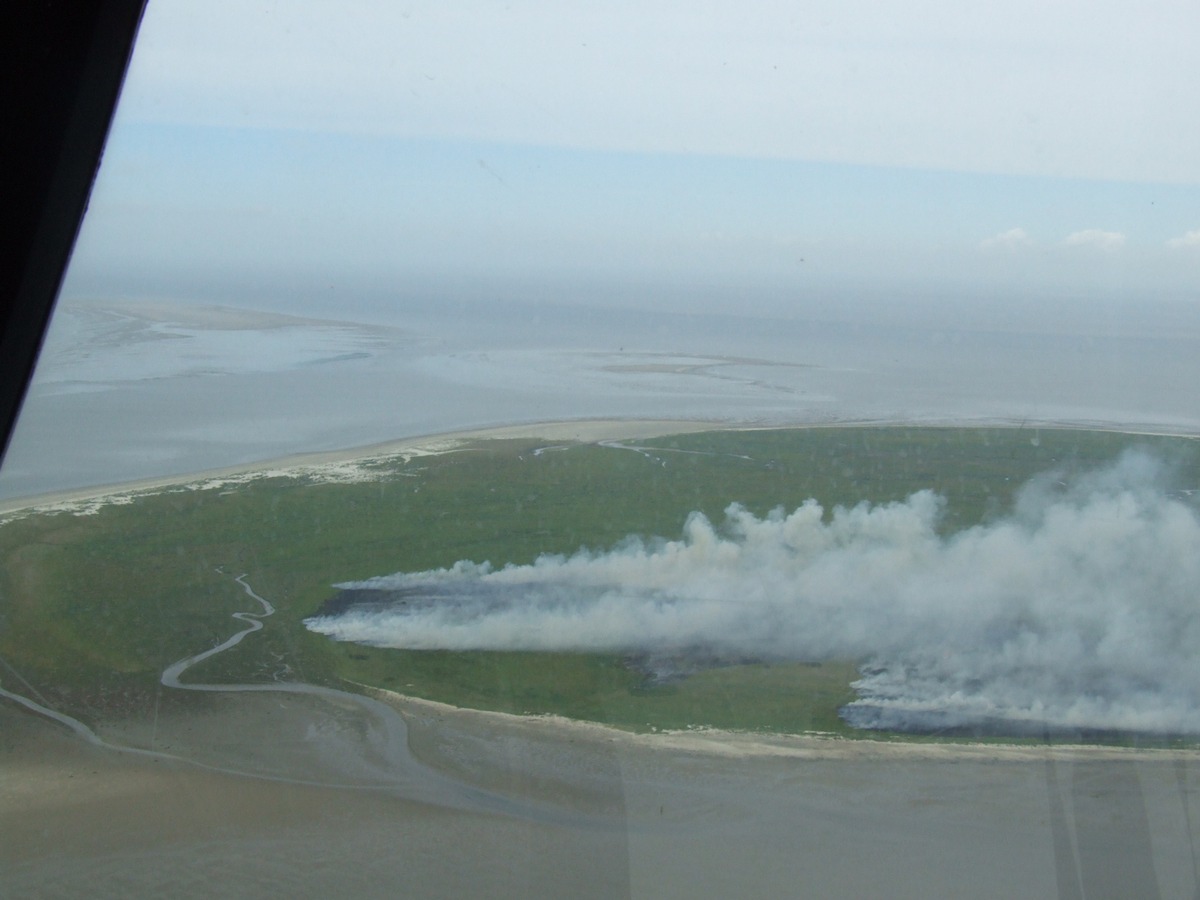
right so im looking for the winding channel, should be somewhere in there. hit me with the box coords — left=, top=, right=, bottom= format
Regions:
left=159, top=574, right=276, bottom=690
left=2, top=573, right=556, bottom=821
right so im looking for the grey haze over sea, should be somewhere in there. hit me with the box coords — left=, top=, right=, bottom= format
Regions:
left=2, top=290, right=1199, bottom=500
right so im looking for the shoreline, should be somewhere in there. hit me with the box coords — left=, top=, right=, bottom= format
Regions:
left=368, top=684, right=1200, bottom=764
left=0, top=417, right=728, bottom=517
left=3, top=414, right=1196, bottom=518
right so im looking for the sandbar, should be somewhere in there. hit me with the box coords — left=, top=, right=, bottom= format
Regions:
left=0, top=418, right=729, bottom=518
left=4, top=414, right=1194, bottom=519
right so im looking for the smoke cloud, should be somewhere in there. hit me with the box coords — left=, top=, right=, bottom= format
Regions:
left=306, top=451, right=1200, bottom=734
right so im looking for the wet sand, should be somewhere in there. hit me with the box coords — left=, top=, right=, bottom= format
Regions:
left=1, top=704, right=633, bottom=898
left=6, top=686, right=1200, bottom=898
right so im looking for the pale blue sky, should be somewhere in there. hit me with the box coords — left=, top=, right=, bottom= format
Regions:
left=65, top=0, right=1200, bottom=315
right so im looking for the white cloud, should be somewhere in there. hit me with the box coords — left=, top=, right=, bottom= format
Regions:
left=979, top=228, right=1031, bottom=250
left=1167, top=229, right=1200, bottom=249
left=1063, top=229, right=1126, bottom=251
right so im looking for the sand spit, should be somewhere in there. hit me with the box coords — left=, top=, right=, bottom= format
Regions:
left=0, top=418, right=727, bottom=520
left=94, top=298, right=387, bottom=333
left=4, top=415, right=1194, bottom=521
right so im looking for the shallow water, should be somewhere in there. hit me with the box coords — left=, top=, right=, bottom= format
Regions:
left=2, top=295, right=1198, bottom=499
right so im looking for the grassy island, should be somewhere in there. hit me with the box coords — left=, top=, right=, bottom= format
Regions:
left=1, top=425, right=1195, bottom=740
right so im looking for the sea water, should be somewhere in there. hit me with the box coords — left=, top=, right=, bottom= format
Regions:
left=2, top=292, right=1197, bottom=500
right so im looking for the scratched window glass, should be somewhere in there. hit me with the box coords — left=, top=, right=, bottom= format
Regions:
left=3, top=3, right=1200, bottom=897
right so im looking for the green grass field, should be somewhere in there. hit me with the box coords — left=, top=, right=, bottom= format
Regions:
left=1, top=426, right=1195, bottom=737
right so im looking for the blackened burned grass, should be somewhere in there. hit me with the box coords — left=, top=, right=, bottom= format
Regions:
left=0, top=426, right=1195, bottom=737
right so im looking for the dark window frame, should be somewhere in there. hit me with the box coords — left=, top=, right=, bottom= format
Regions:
left=0, top=1, right=147, bottom=462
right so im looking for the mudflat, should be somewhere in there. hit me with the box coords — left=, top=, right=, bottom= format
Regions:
left=5, top=688, right=1200, bottom=899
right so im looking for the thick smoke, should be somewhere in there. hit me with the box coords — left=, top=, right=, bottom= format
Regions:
left=306, top=451, right=1200, bottom=734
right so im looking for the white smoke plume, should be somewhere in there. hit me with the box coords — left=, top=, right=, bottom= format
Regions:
left=306, top=451, right=1200, bottom=734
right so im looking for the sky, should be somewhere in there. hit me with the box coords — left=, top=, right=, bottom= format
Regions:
left=64, top=0, right=1200, bottom=316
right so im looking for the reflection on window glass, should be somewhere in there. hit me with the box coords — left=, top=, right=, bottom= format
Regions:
left=3, top=2, right=1200, bottom=897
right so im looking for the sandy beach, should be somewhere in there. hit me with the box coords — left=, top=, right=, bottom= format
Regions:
left=5, top=417, right=1200, bottom=897
left=5, top=414, right=1192, bottom=519
left=0, top=417, right=728, bottom=518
